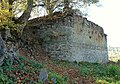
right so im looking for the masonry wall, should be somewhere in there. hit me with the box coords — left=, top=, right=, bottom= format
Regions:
left=24, top=13, right=108, bottom=63
left=70, top=15, right=108, bottom=63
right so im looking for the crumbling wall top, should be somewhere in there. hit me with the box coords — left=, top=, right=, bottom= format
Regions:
left=27, top=11, right=106, bottom=36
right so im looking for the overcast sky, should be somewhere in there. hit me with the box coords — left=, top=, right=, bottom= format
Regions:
left=87, top=0, right=120, bottom=47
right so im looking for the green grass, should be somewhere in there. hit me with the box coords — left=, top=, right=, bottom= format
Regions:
left=78, top=62, right=120, bottom=83
left=51, top=59, right=120, bottom=83
left=52, top=60, right=120, bottom=83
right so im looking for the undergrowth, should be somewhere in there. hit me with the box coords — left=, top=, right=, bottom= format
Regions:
left=0, top=55, right=120, bottom=84
left=0, top=56, right=43, bottom=84
left=0, top=56, right=68, bottom=84
left=78, top=62, right=120, bottom=83
left=50, top=59, right=120, bottom=83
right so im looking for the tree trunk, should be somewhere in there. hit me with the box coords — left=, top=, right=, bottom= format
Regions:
left=17, top=0, right=33, bottom=23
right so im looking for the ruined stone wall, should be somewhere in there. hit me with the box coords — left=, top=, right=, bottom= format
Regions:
left=24, top=13, right=108, bottom=63
left=70, top=15, right=108, bottom=63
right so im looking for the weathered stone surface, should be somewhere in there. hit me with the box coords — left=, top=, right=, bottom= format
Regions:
left=0, top=33, right=5, bottom=66
left=51, top=78, right=57, bottom=84
left=0, top=55, right=4, bottom=66
left=5, top=41, right=20, bottom=64
left=24, top=12, right=108, bottom=63
left=38, top=68, right=48, bottom=83
left=0, top=32, right=20, bottom=66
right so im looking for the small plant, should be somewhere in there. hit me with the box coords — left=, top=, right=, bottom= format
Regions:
left=48, top=72, right=68, bottom=84
left=80, top=66, right=91, bottom=76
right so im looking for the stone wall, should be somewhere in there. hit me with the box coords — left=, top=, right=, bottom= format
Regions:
left=70, top=15, right=108, bottom=63
left=23, top=13, right=108, bottom=63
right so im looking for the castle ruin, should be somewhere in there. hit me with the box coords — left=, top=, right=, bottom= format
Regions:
left=23, top=12, right=108, bottom=63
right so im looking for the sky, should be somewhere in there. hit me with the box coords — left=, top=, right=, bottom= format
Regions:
left=86, top=0, right=120, bottom=47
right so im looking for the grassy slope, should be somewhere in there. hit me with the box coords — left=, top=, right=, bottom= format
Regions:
left=0, top=55, right=120, bottom=84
